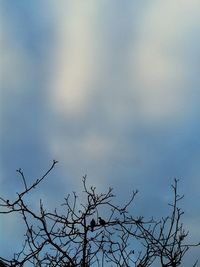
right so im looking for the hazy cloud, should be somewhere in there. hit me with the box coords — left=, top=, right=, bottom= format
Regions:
left=1, top=1, right=200, bottom=260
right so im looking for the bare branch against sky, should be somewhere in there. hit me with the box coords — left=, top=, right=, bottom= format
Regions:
left=0, top=1, right=200, bottom=265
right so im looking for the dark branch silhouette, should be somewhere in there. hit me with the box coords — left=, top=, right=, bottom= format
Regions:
left=0, top=161, right=199, bottom=266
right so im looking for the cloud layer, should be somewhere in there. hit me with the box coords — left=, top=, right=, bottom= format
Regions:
left=1, top=0, right=200, bottom=261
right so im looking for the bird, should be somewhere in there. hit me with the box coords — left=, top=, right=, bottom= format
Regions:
left=99, top=217, right=106, bottom=226
left=90, top=219, right=96, bottom=232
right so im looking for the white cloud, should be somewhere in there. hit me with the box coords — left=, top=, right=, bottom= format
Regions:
left=49, top=2, right=98, bottom=117
left=51, top=132, right=114, bottom=162
left=48, top=0, right=200, bottom=125
left=130, top=0, right=200, bottom=123
left=49, top=130, right=116, bottom=190
left=81, top=133, right=114, bottom=160
left=45, top=1, right=200, bottom=189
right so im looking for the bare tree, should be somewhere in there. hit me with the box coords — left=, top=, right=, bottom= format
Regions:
left=0, top=161, right=199, bottom=266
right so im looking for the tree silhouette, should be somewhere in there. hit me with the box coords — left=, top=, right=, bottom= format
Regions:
left=0, top=161, right=199, bottom=266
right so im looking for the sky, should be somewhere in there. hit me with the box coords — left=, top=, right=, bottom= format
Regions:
left=0, top=0, right=200, bottom=265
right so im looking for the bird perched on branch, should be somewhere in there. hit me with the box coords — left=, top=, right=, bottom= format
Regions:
left=90, top=219, right=96, bottom=232
left=99, top=217, right=106, bottom=226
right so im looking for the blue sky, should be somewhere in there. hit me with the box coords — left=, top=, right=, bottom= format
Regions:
left=1, top=1, right=200, bottom=264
